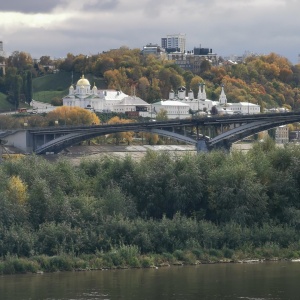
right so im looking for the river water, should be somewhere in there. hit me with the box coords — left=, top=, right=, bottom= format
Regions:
left=1, top=261, right=299, bottom=300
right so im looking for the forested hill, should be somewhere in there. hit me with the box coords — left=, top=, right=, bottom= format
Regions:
left=1, top=48, right=300, bottom=111
left=48, top=49, right=300, bottom=110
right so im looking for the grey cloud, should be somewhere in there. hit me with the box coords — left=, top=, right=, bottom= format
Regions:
left=0, top=0, right=65, bottom=13
left=84, top=0, right=119, bottom=11
left=2, top=0, right=300, bottom=64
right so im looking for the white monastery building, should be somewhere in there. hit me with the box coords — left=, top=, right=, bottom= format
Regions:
left=63, top=75, right=260, bottom=119
left=151, top=83, right=260, bottom=119
left=63, top=75, right=150, bottom=116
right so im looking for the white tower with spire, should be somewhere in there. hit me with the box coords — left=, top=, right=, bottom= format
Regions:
left=198, top=83, right=206, bottom=100
left=219, top=84, right=227, bottom=105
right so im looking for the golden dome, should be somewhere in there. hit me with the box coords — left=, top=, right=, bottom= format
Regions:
left=77, top=75, right=90, bottom=86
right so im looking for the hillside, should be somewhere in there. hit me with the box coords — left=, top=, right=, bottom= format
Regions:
left=32, top=71, right=107, bottom=103
left=0, top=70, right=108, bottom=108
left=0, top=92, right=15, bottom=111
left=1, top=49, right=300, bottom=110
left=55, top=49, right=300, bottom=110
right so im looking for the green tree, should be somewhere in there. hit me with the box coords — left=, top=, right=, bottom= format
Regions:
left=9, top=75, right=22, bottom=109
left=190, top=76, right=204, bottom=98
left=26, top=71, right=32, bottom=104
left=207, top=157, right=269, bottom=225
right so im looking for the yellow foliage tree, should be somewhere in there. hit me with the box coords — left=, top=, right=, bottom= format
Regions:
left=156, top=109, right=168, bottom=121
left=107, top=116, right=135, bottom=145
left=138, top=132, right=159, bottom=145
left=144, top=133, right=159, bottom=145
left=46, top=106, right=100, bottom=126
left=104, top=69, right=129, bottom=91
left=7, top=175, right=28, bottom=205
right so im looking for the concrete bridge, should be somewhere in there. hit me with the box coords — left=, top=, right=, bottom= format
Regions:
left=1, top=111, right=300, bottom=154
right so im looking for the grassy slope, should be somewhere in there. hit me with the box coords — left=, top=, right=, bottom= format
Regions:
left=0, top=92, right=15, bottom=111
left=32, top=71, right=107, bottom=103
left=0, top=71, right=107, bottom=108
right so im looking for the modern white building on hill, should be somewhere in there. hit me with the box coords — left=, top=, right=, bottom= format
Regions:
left=63, top=75, right=150, bottom=116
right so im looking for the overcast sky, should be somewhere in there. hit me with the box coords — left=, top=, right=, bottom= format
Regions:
left=0, top=0, right=299, bottom=64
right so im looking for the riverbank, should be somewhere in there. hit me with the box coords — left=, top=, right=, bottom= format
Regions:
left=2, top=142, right=253, bottom=164
left=1, top=247, right=300, bottom=275
left=39, top=142, right=255, bottom=165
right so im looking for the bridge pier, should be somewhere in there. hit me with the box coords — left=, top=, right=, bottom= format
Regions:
left=196, top=139, right=208, bottom=152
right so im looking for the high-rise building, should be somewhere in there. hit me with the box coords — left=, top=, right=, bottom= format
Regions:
left=161, top=38, right=167, bottom=50
left=161, top=34, right=186, bottom=53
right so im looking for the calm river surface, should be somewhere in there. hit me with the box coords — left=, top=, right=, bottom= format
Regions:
left=1, top=261, right=300, bottom=300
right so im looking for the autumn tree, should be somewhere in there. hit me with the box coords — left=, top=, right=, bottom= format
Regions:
left=107, top=116, right=135, bottom=145
left=156, top=109, right=168, bottom=121
left=104, top=69, right=129, bottom=91
left=72, top=54, right=88, bottom=74
left=158, top=67, right=185, bottom=99
left=46, top=106, right=100, bottom=126
left=147, top=78, right=162, bottom=103
left=58, top=53, right=75, bottom=72
left=6, top=175, right=28, bottom=205
left=7, top=51, right=33, bottom=71
left=144, top=133, right=159, bottom=145
left=137, top=77, right=150, bottom=100
left=39, top=56, right=52, bottom=66
left=93, top=56, right=115, bottom=77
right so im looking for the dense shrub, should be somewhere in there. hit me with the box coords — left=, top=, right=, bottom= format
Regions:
left=1, top=147, right=300, bottom=271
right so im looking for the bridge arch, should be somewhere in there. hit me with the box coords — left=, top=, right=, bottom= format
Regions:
left=34, top=127, right=198, bottom=154
left=208, top=117, right=300, bottom=150
left=5, top=111, right=300, bottom=154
